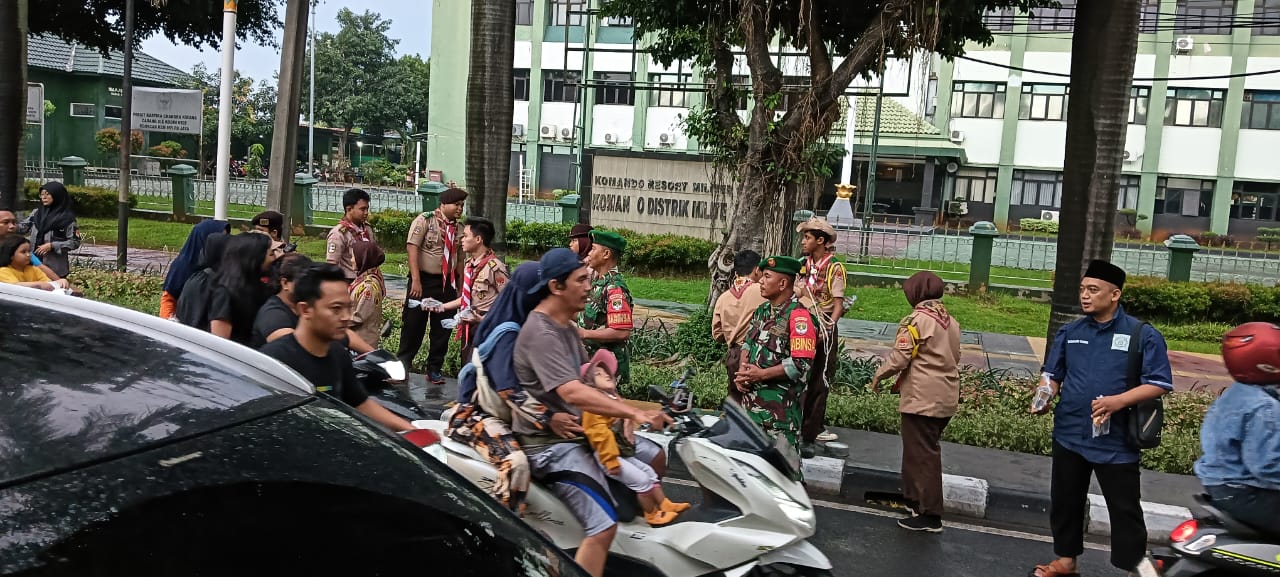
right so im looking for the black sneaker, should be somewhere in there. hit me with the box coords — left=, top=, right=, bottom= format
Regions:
left=897, top=514, right=943, bottom=533
left=428, top=371, right=445, bottom=385
left=800, top=443, right=817, bottom=459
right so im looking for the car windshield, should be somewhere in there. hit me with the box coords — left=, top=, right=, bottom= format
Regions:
left=0, top=300, right=309, bottom=486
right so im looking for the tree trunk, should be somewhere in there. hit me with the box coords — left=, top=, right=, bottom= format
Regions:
left=337, top=128, right=350, bottom=181
left=1046, top=0, right=1141, bottom=343
left=464, top=0, right=515, bottom=252
left=0, top=0, right=27, bottom=212
left=266, top=0, right=311, bottom=239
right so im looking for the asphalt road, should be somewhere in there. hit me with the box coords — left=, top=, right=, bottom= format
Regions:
left=662, top=480, right=1125, bottom=577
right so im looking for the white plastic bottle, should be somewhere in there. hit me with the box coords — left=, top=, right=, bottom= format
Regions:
left=1031, top=372, right=1055, bottom=412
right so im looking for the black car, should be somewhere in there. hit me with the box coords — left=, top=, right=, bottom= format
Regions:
left=0, top=284, right=586, bottom=577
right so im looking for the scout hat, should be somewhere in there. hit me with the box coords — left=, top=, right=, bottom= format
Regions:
left=252, top=210, right=284, bottom=236
left=1083, top=259, right=1127, bottom=290
left=796, top=216, right=837, bottom=245
left=590, top=230, right=627, bottom=255
left=440, top=187, right=468, bottom=205
left=759, top=255, right=804, bottom=277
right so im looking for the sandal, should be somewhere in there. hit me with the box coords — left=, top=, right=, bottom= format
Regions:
left=1029, top=560, right=1079, bottom=577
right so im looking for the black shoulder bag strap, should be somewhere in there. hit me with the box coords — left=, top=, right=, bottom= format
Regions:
left=1126, top=321, right=1164, bottom=449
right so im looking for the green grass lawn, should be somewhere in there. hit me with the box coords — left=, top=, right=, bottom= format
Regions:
left=843, top=256, right=1054, bottom=289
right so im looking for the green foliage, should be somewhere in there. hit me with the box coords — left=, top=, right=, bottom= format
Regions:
left=30, top=0, right=279, bottom=55
left=505, top=221, right=717, bottom=275
left=630, top=309, right=727, bottom=366
left=184, top=64, right=277, bottom=164
left=1257, top=227, right=1280, bottom=246
left=23, top=180, right=137, bottom=218
left=1123, top=278, right=1280, bottom=325
left=362, top=158, right=408, bottom=187
left=1018, top=218, right=1059, bottom=234
left=148, top=140, right=188, bottom=159
left=69, top=269, right=162, bottom=314
left=95, top=128, right=143, bottom=157
left=367, top=209, right=418, bottom=248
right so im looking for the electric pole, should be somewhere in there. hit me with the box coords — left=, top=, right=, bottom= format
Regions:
left=266, top=0, right=311, bottom=240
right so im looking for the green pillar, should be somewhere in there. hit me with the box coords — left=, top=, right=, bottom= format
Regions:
left=573, top=7, right=600, bottom=194
left=418, top=180, right=445, bottom=213
left=968, top=221, right=1000, bottom=289
left=1212, top=0, right=1255, bottom=235
left=631, top=35, right=652, bottom=152
left=58, top=156, right=88, bottom=187
left=168, top=164, right=197, bottom=220
left=558, top=193, right=581, bottom=224
left=993, top=22, right=1030, bottom=230
left=1137, top=0, right=1180, bottom=237
left=932, top=58, right=956, bottom=131
left=524, top=0, right=550, bottom=198
left=1164, top=234, right=1201, bottom=282
left=292, top=173, right=317, bottom=227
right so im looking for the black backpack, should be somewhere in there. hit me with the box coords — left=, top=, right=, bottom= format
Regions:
left=1126, top=321, right=1165, bottom=450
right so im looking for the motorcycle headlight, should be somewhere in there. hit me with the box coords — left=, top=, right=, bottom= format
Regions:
left=733, top=458, right=814, bottom=529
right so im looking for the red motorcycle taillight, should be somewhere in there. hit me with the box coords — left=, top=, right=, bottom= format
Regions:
left=1170, top=519, right=1198, bottom=543
left=402, top=428, right=441, bottom=448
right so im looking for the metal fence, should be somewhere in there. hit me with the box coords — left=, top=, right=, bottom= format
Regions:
left=506, top=199, right=562, bottom=224
left=23, top=160, right=60, bottom=181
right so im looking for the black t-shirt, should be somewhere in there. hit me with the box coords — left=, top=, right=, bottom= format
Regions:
left=176, top=270, right=215, bottom=331
left=253, top=295, right=298, bottom=349
left=209, top=284, right=268, bottom=346
left=260, top=334, right=369, bottom=408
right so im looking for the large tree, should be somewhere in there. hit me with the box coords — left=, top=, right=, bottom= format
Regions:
left=464, top=0, right=515, bottom=249
left=602, top=0, right=1052, bottom=301
left=183, top=64, right=277, bottom=168
left=1045, top=0, right=1142, bottom=339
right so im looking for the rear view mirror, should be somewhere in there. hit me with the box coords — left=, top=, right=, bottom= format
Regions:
left=648, top=385, right=670, bottom=402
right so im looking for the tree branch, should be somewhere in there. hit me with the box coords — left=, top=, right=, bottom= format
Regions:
left=802, top=0, right=832, bottom=85
left=779, top=6, right=890, bottom=140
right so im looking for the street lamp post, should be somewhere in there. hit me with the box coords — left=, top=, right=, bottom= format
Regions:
left=117, top=0, right=136, bottom=271
left=308, top=0, right=317, bottom=174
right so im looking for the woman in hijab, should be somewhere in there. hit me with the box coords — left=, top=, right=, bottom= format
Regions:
left=161, top=220, right=231, bottom=320
left=176, top=232, right=230, bottom=331
left=444, top=261, right=547, bottom=515
left=19, top=182, right=81, bottom=278
left=871, top=271, right=962, bottom=533
left=349, top=241, right=387, bottom=348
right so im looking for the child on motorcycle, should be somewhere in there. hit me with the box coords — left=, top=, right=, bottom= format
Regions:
left=581, top=349, right=690, bottom=527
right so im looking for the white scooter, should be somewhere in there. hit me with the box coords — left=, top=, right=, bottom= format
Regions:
left=414, top=370, right=832, bottom=577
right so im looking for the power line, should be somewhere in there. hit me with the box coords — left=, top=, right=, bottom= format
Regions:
left=956, top=53, right=1280, bottom=81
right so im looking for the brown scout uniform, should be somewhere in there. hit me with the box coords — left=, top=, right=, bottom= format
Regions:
left=712, top=276, right=769, bottom=402
left=796, top=242, right=847, bottom=445
left=325, top=221, right=375, bottom=281
left=465, top=252, right=509, bottom=317
left=406, top=211, right=458, bottom=277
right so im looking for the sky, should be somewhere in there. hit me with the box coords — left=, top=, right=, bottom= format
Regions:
left=140, top=0, right=432, bottom=81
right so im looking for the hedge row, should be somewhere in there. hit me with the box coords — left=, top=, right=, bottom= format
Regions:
left=23, top=179, right=137, bottom=219
left=1018, top=218, right=1059, bottom=234
left=1123, top=277, right=1280, bottom=325
left=506, top=220, right=717, bottom=275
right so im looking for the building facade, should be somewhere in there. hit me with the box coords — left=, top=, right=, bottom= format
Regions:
left=428, top=0, right=1280, bottom=240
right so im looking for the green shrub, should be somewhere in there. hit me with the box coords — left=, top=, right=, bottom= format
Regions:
left=1157, top=322, right=1232, bottom=343
left=1018, top=218, right=1059, bottom=234
left=23, top=179, right=137, bottom=218
left=367, top=209, right=417, bottom=248
left=505, top=220, right=717, bottom=275
left=69, top=269, right=162, bottom=314
left=1206, top=282, right=1252, bottom=323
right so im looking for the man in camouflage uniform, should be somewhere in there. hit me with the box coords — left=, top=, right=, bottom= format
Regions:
left=735, top=256, right=817, bottom=450
left=578, top=230, right=635, bottom=384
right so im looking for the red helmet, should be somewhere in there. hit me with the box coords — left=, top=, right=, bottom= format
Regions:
left=1221, top=322, right=1280, bottom=385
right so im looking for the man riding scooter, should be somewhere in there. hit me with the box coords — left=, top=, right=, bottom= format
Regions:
left=1195, top=322, right=1280, bottom=540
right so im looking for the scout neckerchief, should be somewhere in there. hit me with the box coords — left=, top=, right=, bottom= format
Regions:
left=457, top=250, right=497, bottom=343
left=729, top=275, right=755, bottom=298
left=803, top=253, right=833, bottom=295
left=435, top=208, right=458, bottom=290
left=339, top=218, right=371, bottom=242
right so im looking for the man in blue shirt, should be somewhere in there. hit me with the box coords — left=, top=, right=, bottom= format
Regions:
left=1031, top=260, right=1173, bottom=577
left=1195, top=322, right=1280, bottom=540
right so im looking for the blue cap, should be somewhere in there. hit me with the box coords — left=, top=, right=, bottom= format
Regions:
left=531, top=248, right=586, bottom=295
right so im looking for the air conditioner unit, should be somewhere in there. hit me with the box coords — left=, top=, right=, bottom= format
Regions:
left=1174, top=36, right=1194, bottom=54
left=949, top=130, right=965, bottom=144
left=1041, top=210, right=1060, bottom=222
left=604, top=132, right=617, bottom=144
left=559, top=127, right=575, bottom=141
left=1122, top=147, right=1143, bottom=163
left=539, top=124, right=558, bottom=139
left=512, top=123, right=525, bottom=137
left=658, top=132, right=673, bottom=146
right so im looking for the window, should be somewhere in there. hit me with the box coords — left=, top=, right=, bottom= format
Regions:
left=104, top=105, right=123, bottom=120
left=1030, top=0, right=1075, bottom=31
left=1140, top=0, right=1161, bottom=33
left=1155, top=177, right=1215, bottom=217
left=1011, top=170, right=1064, bottom=207
left=516, top=0, right=533, bottom=25
left=1019, top=84, right=1069, bottom=121
left=513, top=69, right=530, bottom=101
left=950, top=82, right=1006, bottom=119
left=1119, top=175, right=1141, bottom=210
left=1230, top=182, right=1280, bottom=220
left=733, top=75, right=750, bottom=110
left=1129, top=87, right=1150, bottom=124
left=1176, top=0, right=1236, bottom=35
left=984, top=8, right=1014, bottom=31
left=1164, top=88, right=1226, bottom=127
left=70, top=103, right=96, bottom=118
left=1242, top=91, right=1280, bottom=130
left=603, top=16, right=633, bottom=26
left=953, top=168, right=998, bottom=203
left=594, top=72, right=634, bottom=105
left=779, top=76, right=812, bottom=111
left=649, top=73, right=690, bottom=108
left=550, top=0, right=584, bottom=26
left=543, top=70, right=580, bottom=103
left=1257, top=0, right=1280, bottom=35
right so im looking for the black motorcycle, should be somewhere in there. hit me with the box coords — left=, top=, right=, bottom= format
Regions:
left=1154, top=493, right=1280, bottom=576
left=350, top=349, right=429, bottom=422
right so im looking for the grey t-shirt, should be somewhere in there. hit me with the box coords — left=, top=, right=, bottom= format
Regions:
left=513, top=310, right=588, bottom=438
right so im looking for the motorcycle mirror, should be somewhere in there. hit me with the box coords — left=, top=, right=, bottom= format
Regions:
left=379, top=360, right=407, bottom=382
left=648, top=385, right=671, bottom=402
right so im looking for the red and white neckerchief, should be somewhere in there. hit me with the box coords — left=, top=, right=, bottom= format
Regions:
left=340, top=218, right=371, bottom=242
left=436, top=209, right=458, bottom=290
left=456, top=250, right=496, bottom=343
left=804, top=253, right=833, bottom=292
left=729, top=275, right=755, bottom=298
